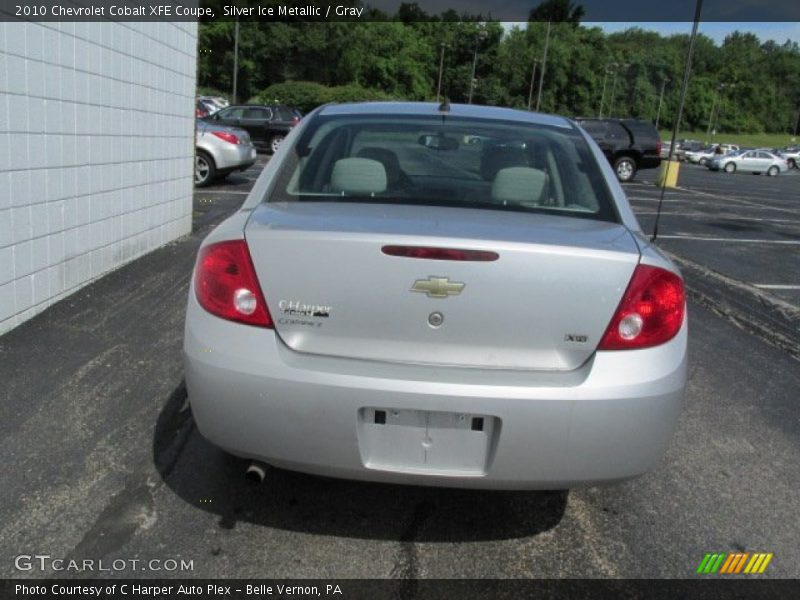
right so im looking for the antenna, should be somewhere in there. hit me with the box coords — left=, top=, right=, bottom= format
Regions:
left=652, top=0, right=704, bottom=243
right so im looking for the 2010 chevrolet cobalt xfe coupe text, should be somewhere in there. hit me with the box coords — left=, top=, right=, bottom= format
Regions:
left=184, top=102, right=687, bottom=490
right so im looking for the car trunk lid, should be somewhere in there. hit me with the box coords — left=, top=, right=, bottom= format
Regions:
left=245, top=202, right=640, bottom=371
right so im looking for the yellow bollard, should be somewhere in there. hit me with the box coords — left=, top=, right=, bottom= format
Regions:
left=656, top=159, right=680, bottom=188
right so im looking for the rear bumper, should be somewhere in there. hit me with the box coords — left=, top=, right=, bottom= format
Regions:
left=211, top=143, right=257, bottom=172
left=184, top=298, right=687, bottom=490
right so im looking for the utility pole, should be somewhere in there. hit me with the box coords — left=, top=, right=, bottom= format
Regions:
left=655, top=76, right=670, bottom=129
left=536, top=19, right=551, bottom=112
left=436, top=43, right=447, bottom=102
left=232, top=17, right=239, bottom=104
left=527, top=58, right=540, bottom=111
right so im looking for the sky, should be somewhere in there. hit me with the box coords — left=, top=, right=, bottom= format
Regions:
left=368, top=0, right=800, bottom=23
left=587, top=22, right=800, bottom=45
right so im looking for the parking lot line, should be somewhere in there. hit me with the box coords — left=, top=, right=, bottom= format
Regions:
left=753, top=285, right=800, bottom=290
left=658, top=234, right=800, bottom=245
left=673, top=186, right=799, bottom=215
left=195, top=190, right=251, bottom=195
left=633, top=211, right=800, bottom=224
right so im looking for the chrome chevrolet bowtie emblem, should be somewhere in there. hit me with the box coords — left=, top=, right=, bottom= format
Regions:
left=411, top=277, right=465, bottom=298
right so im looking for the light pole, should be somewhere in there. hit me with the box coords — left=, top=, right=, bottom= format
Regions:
left=707, top=83, right=733, bottom=137
left=468, top=27, right=488, bottom=104
left=436, top=43, right=447, bottom=102
left=536, top=19, right=551, bottom=112
left=795, top=102, right=800, bottom=137
left=608, top=63, right=628, bottom=118
left=598, top=62, right=616, bottom=118
left=527, top=58, right=540, bottom=111
left=232, top=17, right=240, bottom=104
left=655, top=76, right=670, bottom=129
left=706, top=84, right=720, bottom=136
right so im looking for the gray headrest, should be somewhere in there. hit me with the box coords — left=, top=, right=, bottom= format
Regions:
left=491, top=167, right=547, bottom=205
left=330, top=158, right=387, bottom=195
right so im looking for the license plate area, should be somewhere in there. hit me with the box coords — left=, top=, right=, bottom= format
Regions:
left=357, top=408, right=498, bottom=476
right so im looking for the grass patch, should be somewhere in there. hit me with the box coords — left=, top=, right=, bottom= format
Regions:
left=659, top=131, right=799, bottom=149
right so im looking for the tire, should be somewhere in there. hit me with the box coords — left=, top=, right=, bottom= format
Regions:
left=788, top=158, right=796, bottom=169
left=269, top=134, right=285, bottom=154
left=195, top=151, right=216, bottom=187
left=699, top=157, right=708, bottom=166
left=723, top=162, right=736, bottom=173
left=767, top=165, right=779, bottom=177
left=614, top=156, right=637, bottom=182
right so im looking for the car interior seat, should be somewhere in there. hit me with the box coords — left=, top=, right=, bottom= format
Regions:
left=356, top=147, right=411, bottom=190
left=491, top=167, right=548, bottom=206
left=329, top=158, right=387, bottom=196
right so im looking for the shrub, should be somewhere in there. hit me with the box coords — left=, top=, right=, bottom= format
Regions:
left=251, top=81, right=399, bottom=113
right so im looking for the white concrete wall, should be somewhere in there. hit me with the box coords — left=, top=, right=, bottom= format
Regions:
left=0, top=21, right=197, bottom=334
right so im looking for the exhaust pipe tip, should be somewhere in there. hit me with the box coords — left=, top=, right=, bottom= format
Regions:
left=245, top=462, right=268, bottom=485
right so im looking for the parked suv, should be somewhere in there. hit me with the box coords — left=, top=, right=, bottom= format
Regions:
left=575, top=118, right=662, bottom=182
left=205, top=104, right=301, bottom=154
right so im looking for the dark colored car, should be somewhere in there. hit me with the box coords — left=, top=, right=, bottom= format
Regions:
left=205, top=104, right=301, bottom=154
left=575, top=118, right=662, bottom=182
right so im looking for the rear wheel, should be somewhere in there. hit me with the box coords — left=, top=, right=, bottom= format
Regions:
left=787, top=158, right=796, bottom=169
left=723, top=162, right=736, bottom=173
left=269, top=134, right=285, bottom=154
left=195, top=151, right=216, bottom=187
left=767, top=165, right=779, bottom=177
left=614, top=156, right=637, bottom=182
left=699, top=157, right=708, bottom=166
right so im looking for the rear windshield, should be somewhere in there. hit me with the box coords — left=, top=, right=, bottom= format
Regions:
left=269, top=113, right=618, bottom=222
left=275, top=106, right=298, bottom=121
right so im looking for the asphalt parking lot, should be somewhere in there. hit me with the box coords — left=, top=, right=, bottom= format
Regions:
left=630, top=163, right=800, bottom=306
left=1, top=155, right=799, bottom=580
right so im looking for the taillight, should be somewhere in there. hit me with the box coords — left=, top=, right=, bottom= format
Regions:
left=194, top=240, right=273, bottom=328
left=598, top=265, right=685, bottom=350
left=211, top=131, right=240, bottom=145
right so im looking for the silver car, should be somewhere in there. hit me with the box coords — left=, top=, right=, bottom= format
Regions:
left=195, top=120, right=257, bottom=187
left=184, top=103, right=687, bottom=490
left=708, top=149, right=789, bottom=176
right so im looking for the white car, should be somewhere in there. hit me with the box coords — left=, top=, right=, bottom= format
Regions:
left=684, top=146, right=716, bottom=164
left=708, top=150, right=790, bottom=176
left=685, top=144, right=739, bottom=165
